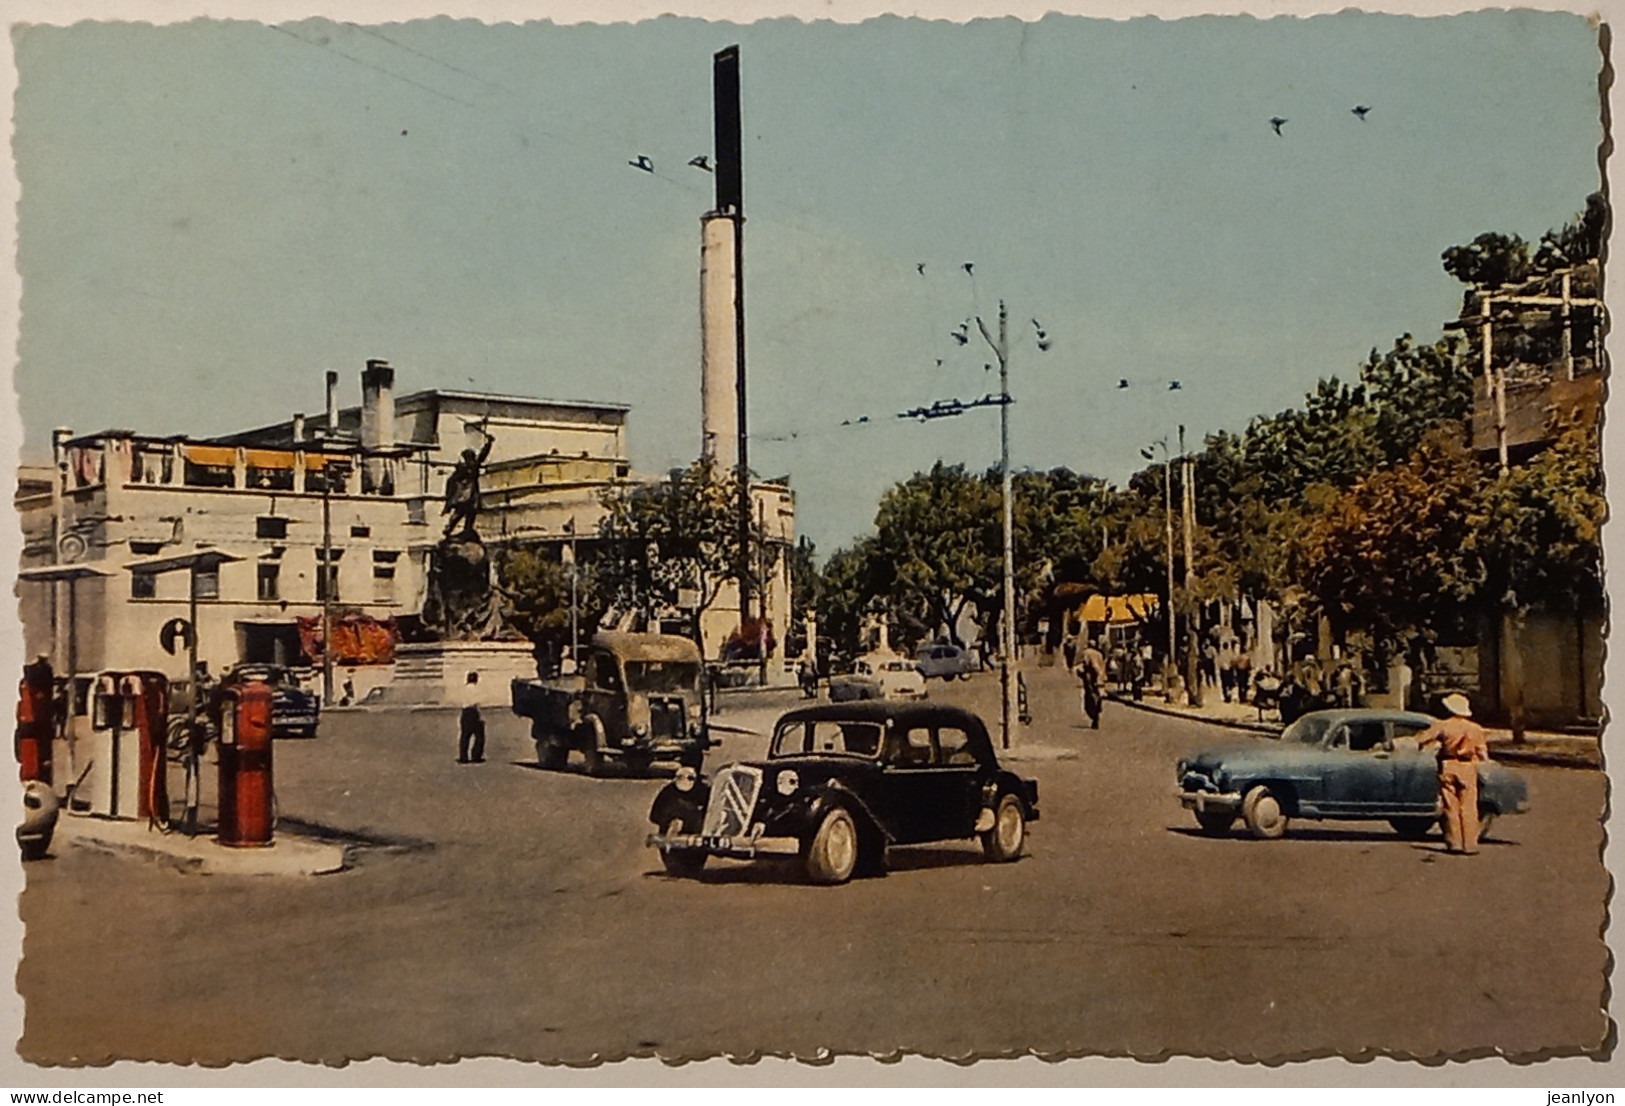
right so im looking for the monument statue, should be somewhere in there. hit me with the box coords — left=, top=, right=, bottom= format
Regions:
left=422, top=426, right=519, bottom=642
left=441, top=428, right=494, bottom=539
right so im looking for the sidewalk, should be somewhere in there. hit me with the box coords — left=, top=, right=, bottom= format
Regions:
left=1111, top=691, right=1602, bottom=769
left=50, top=813, right=349, bottom=875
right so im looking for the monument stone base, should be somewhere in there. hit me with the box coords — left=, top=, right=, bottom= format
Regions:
left=387, top=641, right=537, bottom=707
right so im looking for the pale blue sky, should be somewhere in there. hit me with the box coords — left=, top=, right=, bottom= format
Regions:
left=13, top=12, right=1604, bottom=550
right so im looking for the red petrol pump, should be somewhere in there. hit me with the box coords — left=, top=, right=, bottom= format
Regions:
left=217, top=679, right=274, bottom=847
left=15, top=658, right=55, bottom=784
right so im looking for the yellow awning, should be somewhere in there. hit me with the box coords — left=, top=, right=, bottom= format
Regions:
left=183, top=445, right=236, bottom=467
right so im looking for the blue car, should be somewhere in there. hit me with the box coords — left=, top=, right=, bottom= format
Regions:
left=1176, top=708, right=1529, bottom=840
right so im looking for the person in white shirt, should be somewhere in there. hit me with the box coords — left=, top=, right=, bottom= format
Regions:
left=457, top=672, right=485, bottom=764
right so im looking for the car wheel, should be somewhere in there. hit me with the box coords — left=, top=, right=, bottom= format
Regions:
left=659, top=817, right=706, bottom=878
left=981, top=794, right=1026, bottom=861
left=581, top=741, right=605, bottom=777
left=1241, top=785, right=1288, bottom=839
left=535, top=737, right=567, bottom=770
left=1194, top=810, right=1235, bottom=836
left=1389, top=816, right=1435, bottom=839
left=805, top=806, right=859, bottom=885
left=959, top=671, right=973, bottom=681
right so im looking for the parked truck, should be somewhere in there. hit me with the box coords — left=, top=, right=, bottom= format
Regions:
left=510, top=631, right=710, bottom=775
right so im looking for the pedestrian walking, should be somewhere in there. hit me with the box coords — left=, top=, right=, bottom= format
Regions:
left=457, top=671, right=486, bottom=764
left=1076, top=641, right=1108, bottom=730
left=1415, top=693, right=1490, bottom=854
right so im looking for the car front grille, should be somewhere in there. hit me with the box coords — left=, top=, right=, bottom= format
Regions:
left=702, top=765, right=763, bottom=838
left=649, top=697, right=687, bottom=739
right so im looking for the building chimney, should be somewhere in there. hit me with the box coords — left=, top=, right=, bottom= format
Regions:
left=360, top=360, right=396, bottom=494
left=325, top=371, right=339, bottom=436
left=292, top=413, right=306, bottom=445
left=361, top=360, right=395, bottom=452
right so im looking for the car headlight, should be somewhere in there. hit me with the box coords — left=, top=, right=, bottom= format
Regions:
left=674, top=766, right=699, bottom=792
left=632, top=722, right=649, bottom=737
left=776, top=769, right=800, bottom=797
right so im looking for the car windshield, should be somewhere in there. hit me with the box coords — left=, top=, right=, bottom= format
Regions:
left=771, top=719, right=884, bottom=758
left=624, top=661, right=699, bottom=694
left=1282, top=714, right=1336, bottom=745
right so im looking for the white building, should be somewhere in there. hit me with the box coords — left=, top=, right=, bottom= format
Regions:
left=17, top=359, right=798, bottom=689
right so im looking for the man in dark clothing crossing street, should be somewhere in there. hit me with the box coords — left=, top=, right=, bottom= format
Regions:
left=457, top=671, right=486, bottom=764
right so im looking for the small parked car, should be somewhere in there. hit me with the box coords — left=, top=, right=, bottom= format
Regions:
left=827, top=653, right=928, bottom=702
left=221, top=664, right=321, bottom=738
left=1175, top=708, right=1530, bottom=840
left=646, top=701, right=1039, bottom=884
left=915, top=642, right=975, bottom=681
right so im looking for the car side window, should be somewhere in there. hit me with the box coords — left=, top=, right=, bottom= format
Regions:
left=885, top=726, right=934, bottom=767
left=1347, top=721, right=1387, bottom=753
left=591, top=654, right=621, bottom=692
left=937, top=727, right=976, bottom=767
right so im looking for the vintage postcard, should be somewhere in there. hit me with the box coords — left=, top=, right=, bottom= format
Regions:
left=1, top=0, right=1619, bottom=1083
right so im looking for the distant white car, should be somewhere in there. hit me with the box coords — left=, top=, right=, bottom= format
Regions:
left=828, top=653, right=929, bottom=702
left=915, top=642, right=976, bottom=681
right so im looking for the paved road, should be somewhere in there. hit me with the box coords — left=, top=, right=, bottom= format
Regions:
left=17, top=666, right=1608, bottom=1064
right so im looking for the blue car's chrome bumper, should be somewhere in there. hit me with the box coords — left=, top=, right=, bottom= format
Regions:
left=1176, top=787, right=1242, bottom=814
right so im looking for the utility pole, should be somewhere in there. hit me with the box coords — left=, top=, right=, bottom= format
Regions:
left=564, top=518, right=579, bottom=670
left=1180, top=425, right=1201, bottom=707
left=977, top=301, right=1016, bottom=750
left=321, top=457, right=348, bottom=708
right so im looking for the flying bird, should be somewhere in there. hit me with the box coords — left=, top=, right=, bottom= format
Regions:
left=1351, top=105, right=1371, bottom=121
left=629, top=155, right=655, bottom=172
left=963, top=262, right=975, bottom=275
left=1139, top=447, right=1155, bottom=460
left=916, top=263, right=926, bottom=276
left=1118, top=379, right=1130, bottom=389
left=1168, top=380, right=1183, bottom=390
left=1269, top=117, right=1288, bottom=136
left=935, top=358, right=944, bottom=368
left=688, top=155, right=713, bottom=171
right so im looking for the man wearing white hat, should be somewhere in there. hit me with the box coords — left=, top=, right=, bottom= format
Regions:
left=1415, top=693, right=1491, bottom=854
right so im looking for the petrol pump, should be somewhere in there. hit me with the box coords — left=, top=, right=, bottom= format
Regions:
left=81, top=671, right=169, bottom=820
left=217, top=679, right=274, bottom=847
left=15, top=658, right=55, bottom=784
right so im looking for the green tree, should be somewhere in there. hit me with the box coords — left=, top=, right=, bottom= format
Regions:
left=871, top=461, right=1002, bottom=651
left=1297, top=428, right=1484, bottom=649
left=502, top=546, right=605, bottom=649
left=597, top=458, right=749, bottom=651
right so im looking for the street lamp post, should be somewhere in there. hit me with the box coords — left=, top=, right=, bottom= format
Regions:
left=563, top=519, right=578, bottom=669
left=1143, top=439, right=1175, bottom=699
left=319, top=455, right=350, bottom=708
left=976, top=302, right=1017, bottom=750
left=1180, top=425, right=1201, bottom=708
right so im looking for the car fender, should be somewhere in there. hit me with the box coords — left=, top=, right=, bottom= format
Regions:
left=1232, top=775, right=1305, bottom=814
left=808, top=780, right=892, bottom=845
left=577, top=713, right=607, bottom=753
left=987, top=771, right=1040, bottom=821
